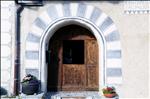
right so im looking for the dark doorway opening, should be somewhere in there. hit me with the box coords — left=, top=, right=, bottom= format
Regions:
left=63, top=40, right=84, bottom=64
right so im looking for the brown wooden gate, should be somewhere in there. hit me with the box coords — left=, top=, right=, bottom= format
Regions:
left=47, top=25, right=99, bottom=91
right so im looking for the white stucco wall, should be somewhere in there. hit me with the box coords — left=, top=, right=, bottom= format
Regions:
left=86, top=1, right=149, bottom=98
left=1, top=1, right=15, bottom=96
left=20, top=1, right=149, bottom=98
left=1, top=1, right=149, bottom=98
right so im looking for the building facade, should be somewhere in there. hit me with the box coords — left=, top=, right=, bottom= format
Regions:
left=1, top=1, right=150, bottom=98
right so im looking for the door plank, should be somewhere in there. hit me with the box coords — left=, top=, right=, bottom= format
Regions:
left=62, top=64, right=86, bottom=91
left=85, top=40, right=99, bottom=90
left=87, top=66, right=99, bottom=89
left=86, top=40, right=98, bottom=65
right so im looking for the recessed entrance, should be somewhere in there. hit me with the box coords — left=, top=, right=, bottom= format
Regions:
left=47, top=25, right=99, bottom=91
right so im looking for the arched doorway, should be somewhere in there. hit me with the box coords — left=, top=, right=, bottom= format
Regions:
left=47, top=25, right=99, bottom=91
left=25, top=3, right=122, bottom=93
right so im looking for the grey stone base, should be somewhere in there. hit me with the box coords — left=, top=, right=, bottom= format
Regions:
left=43, top=91, right=101, bottom=99
left=10, top=92, right=119, bottom=99
left=20, top=93, right=44, bottom=99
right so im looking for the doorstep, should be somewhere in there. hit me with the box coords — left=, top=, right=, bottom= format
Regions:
left=20, top=93, right=44, bottom=99
left=43, top=91, right=119, bottom=99
left=43, top=91, right=100, bottom=99
left=18, top=92, right=119, bottom=99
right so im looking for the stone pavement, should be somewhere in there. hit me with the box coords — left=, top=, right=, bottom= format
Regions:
left=43, top=91, right=101, bottom=99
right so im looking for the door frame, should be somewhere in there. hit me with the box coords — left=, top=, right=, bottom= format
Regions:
left=39, top=17, right=106, bottom=93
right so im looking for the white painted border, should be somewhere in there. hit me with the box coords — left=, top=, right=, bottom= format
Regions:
left=39, top=17, right=106, bottom=93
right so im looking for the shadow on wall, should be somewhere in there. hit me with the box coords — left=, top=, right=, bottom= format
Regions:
left=25, top=0, right=123, bottom=11
left=68, top=0, right=122, bottom=4
left=42, top=0, right=123, bottom=5
left=0, top=87, right=7, bottom=96
left=107, top=0, right=122, bottom=4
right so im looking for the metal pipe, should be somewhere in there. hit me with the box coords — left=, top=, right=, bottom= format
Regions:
left=14, top=5, right=24, bottom=95
left=13, top=0, right=43, bottom=95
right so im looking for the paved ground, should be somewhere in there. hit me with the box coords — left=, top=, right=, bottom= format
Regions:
left=43, top=91, right=101, bottom=99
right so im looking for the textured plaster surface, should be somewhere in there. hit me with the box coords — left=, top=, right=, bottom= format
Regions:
left=20, top=1, right=149, bottom=98
left=1, top=1, right=15, bottom=95
left=1, top=1, right=149, bottom=98
left=86, top=2, right=149, bottom=98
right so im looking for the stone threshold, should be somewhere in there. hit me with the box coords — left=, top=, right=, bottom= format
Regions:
left=43, top=91, right=118, bottom=99
left=19, top=93, right=44, bottom=99
left=6, top=92, right=118, bottom=99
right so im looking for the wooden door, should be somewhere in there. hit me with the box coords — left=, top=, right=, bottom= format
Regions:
left=47, top=25, right=99, bottom=91
left=47, top=39, right=62, bottom=91
left=61, top=39, right=98, bottom=91
left=85, top=40, right=99, bottom=90
left=62, top=40, right=86, bottom=90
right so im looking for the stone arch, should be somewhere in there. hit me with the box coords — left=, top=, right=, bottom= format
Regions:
left=25, top=3, right=122, bottom=92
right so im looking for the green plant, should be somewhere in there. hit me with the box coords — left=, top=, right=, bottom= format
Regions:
left=21, top=74, right=37, bottom=84
left=102, top=86, right=116, bottom=94
left=21, top=74, right=39, bottom=95
left=102, top=86, right=117, bottom=98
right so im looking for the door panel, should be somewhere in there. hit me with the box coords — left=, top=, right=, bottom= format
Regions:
left=62, top=64, right=86, bottom=90
left=86, top=40, right=98, bottom=65
left=86, top=66, right=98, bottom=90
left=85, top=40, right=99, bottom=90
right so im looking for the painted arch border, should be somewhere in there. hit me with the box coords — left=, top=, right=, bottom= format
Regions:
left=25, top=3, right=122, bottom=92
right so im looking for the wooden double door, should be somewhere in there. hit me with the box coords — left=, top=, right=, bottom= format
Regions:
left=47, top=25, right=99, bottom=91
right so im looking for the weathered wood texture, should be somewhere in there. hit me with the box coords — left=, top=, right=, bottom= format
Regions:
left=47, top=25, right=99, bottom=91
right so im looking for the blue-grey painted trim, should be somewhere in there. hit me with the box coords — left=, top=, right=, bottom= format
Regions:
left=34, top=17, right=47, bottom=30
left=107, top=68, right=122, bottom=77
left=25, top=51, right=39, bottom=59
left=105, top=30, right=120, bottom=42
left=99, top=17, right=113, bottom=32
left=26, top=3, right=122, bottom=87
left=107, top=50, right=121, bottom=58
left=63, top=3, right=71, bottom=17
left=77, top=3, right=87, bottom=17
left=90, top=7, right=102, bottom=23
left=26, top=33, right=40, bottom=43
left=47, top=5, right=59, bottom=20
